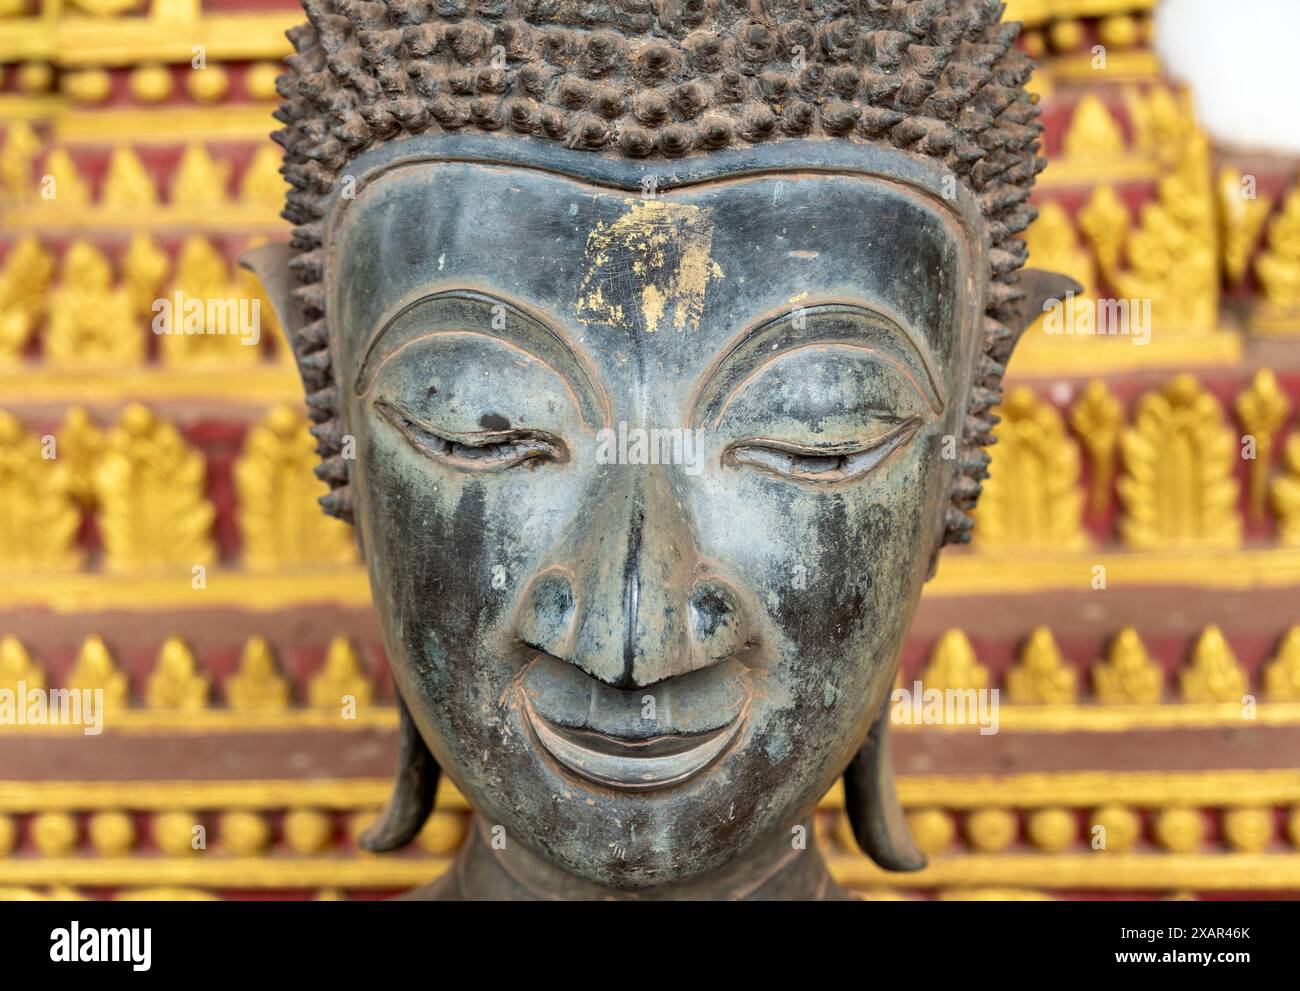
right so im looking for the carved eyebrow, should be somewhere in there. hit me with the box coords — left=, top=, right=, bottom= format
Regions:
left=353, top=289, right=610, bottom=429
left=688, top=302, right=947, bottom=429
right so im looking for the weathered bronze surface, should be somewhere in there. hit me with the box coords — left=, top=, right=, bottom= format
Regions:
left=245, top=0, right=1077, bottom=899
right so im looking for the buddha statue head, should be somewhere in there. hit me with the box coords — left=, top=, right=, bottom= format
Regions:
left=245, top=0, right=1075, bottom=899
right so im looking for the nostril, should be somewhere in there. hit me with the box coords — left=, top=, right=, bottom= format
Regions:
left=517, top=571, right=576, bottom=652
left=688, top=580, right=746, bottom=662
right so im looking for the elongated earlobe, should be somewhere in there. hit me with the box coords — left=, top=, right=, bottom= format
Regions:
left=238, top=242, right=304, bottom=353
left=1004, top=269, right=1084, bottom=338
left=359, top=691, right=440, bottom=852
left=843, top=692, right=927, bottom=872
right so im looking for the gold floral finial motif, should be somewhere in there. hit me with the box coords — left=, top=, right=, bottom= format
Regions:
left=45, top=242, right=142, bottom=367
left=100, top=147, right=158, bottom=211
left=1235, top=369, right=1291, bottom=524
left=308, top=637, right=374, bottom=709
left=40, top=149, right=91, bottom=208
left=1179, top=625, right=1248, bottom=703
left=0, top=237, right=55, bottom=362
left=239, top=145, right=287, bottom=209
left=161, top=236, right=261, bottom=366
left=1263, top=627, right=1300, bottom=702
left=1093, top=627, right=1163, bottom=704
left=1061, top=95, right=1126, bottom=162
left=1255, top=181, right=1300, bottom=314
left=169, top=145, right=230, bottom=208
left=235, top=406, right=356, bottom=571
left=226, top=636, right=290, bottom=712
left=1274, top=434, right=1300, bottom=545
left=0, top=637, right=44, bottom=696
left=1069, top=380, right=1124, bottom=515
left=121, top=232, right=169, bottom=320
left=973, top=388, right=1086, bottom=551
left=0, top=410, right=82, bottom=571
left=146, top=636, right=209, bottom=710
left=67, top=635, right=129, bottom=712
left=55, top=407, right=104, bottom=508
left=95, top=404, right=216, bottom=572
left=1007, top=627, right=1077, bottom=704
left=1077, top=185, right=1130, bottom=281
left=1217, top=167, right=1273, bottom=285
left=1117, top=375, right=1241, bottom=550
left=919, top=630, right=988, bottom=693
left=0, top=121, right=42, bottom=204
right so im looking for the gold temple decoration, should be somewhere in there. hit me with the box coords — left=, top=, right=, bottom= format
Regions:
left=1068, top=380, right=1123, bottom=515
left=239, top=145, right=287, bottom=209
left=121, top=232, right=169, bottom=319
left=1025, top=808, right=1075, bottom=852
left=40, top=149, right=91, bottom=208
left=1274, top=434, right=1300, bottom=545
left=88, top=812, right=136, bottom=857
left=0, top=636, right=44, bottom=696
left=169, top=145, right=231, bottom=209
left=973, top=388, right=1086, bottom=550
left=0, top=237, right=54, bottom=362
left=145, top=636, right=209, bottom=710
left=1254, top=181, right=1300, bottom=329
left=1006, top=626, right=1078, bottom=704
left=67, top=636, right=129, bottom=713
left=1092, top=626, right=1163, bottom=704
left=1179, top=625, right=1247, bottom=704
left=220, top=812, right=271, bottom=855
left=1222, top=807, right=1272, bottom=853
left=0, top=410, right=81, bottom=571
left=919, top=630, right=989, bottom=693
left=0, top=121, right=41, bottom=205
left=1263, top=627, right=1300, bottom=702
left=226, top=635, right=290, bottom=712
left=1117, top=375, right=1241, bottom=550
left=95, top=404, right=216, bottom=572
left=235, top=406, right=356, bottom=571
left=101, top=147, right=159, bottom=211
left=308, top=637, right=375, bottom=709
left=160, top=236, right=262, bottom=365
left=1077, top=184, right=1129, bottom=280
left=31, top=813, right=78, bottom=856
left=1235, top=369, right=1291, bottom=524
left=965, top=808, right=1016, bottom=853
left=1217, top=167, right=1273, bottom=285
left=1061, top=95, right=1125, bottom=162
left=55, top=407, right=104, bottom=508
left=1089, top=806, right=1139, bottom=852
left=1014, top=203, right=1096, bottom=361
left=45, top=242, right=142, bottom=367
left=1153, top=807, right=1204, bottom=853
left=1126, top=85, right=1197, bottom=161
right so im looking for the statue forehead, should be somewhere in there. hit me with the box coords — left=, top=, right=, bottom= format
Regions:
left=326, top=135, right=985, bottom=392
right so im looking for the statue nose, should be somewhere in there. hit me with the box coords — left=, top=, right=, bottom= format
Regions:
left=515, top=466, right=748, bottom=689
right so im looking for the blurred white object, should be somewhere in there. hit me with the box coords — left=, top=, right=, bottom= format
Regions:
left=1155, top=0, right=1300, bottom=154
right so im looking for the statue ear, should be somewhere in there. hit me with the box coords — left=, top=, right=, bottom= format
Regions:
left=842, top=692, right=926, bottom=872
left=238, top=242, right=304, bottom=352
left=1000, top=268, right=1083, bottom=349
left=359, top=690, right=441, bottom=852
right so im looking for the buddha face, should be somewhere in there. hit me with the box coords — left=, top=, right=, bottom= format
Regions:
left=328, top=141, right=982, bottom=889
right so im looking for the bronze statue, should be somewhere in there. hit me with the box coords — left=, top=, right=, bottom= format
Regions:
left=243, top=0, right=1076, bottom=899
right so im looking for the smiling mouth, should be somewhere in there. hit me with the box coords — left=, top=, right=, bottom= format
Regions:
left=518, top=653, right=751, bottom=791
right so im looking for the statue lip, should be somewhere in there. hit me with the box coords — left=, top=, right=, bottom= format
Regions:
left=518, top=652, right=750, bottom=790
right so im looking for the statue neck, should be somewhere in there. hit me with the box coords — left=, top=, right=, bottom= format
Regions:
left=408, top=815, right=848, bottom=901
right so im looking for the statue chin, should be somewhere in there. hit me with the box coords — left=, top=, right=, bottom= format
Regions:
left=246, top=0, right=1076, bottom=900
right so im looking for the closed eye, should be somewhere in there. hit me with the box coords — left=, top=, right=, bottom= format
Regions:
left=375, top=399, right=567, bottom=472
left=725, top=417, right=921, bottom=485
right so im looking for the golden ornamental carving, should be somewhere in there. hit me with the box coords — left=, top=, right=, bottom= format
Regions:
left=0, top=237, right=55, bottom=362
left=67, top=636, right=129, bottom=713
left=95, top=404, right=216, bottom=572
left=973, top=388, right=1086, bottom=550
left=1273, top=434, right=1300, bottom=544
left=235, top=406, right=356, bottom=571
left=153, top=811, right=201, bottom=857
left=169, top=145, right=231, bottom=209
left=284, top=810, right=334, bottom=854
left=32, top=813, right=78, bottom=855
left=45, top=242, right=142, bottom=368
left=1069, top=380, right=1123, bottom=515
left=101, top=147, right=158, bottom=211
left=965, top=808, right=1015, bottom=853
left=0, top=121, right=41, bottom=205
left=1235, top=369, right=1291, bottom=524
left=239, top=145, right=287, bottom=209
left=1217, top=167, right=1273, bottom=285
left=1117, top=375, right=1241, bottom=550
left=88, top=812, right=136, bottom=857
left=1179, top=625, right=1247, bottom=704
left=1089, top=805, right=1139, bottom=852
left=1263, top=627, right=1300, bottom=702
left=919, top=630, right=989, bottom=693
left=1153, top=807, right=1204, bottom=853
left=1126, top=86, right=1197, bottom=164
left=0, top=410, right=82, bottom=571
left=1254, top=180, right=1300, bottom=316
left=308, top=637, right=375, bottom=709
left=41, top=149, right=91, bottom=208
left=146, top=636, right=209, bottom=710
left=1077, top=185, right=1129, bottom=281
left=226, top=636, right=290, bottom=711
left=69, top=0, right=144, bottom=15
left=904, top=809, right=955, bottom=856
left=1006, top=626, right=1078, bottom=704
left=160, top=236, right=262, bottom=366
left=1092, top=626, right=1162, bottom=704
left=121, top=232, right=169, bottom=320
left=1222, top=807, right=1272, bottom=853
left=1061, top=94, right=1126, bottom=162
left=56, top=407, right=104, bottom=508
left=220, top=812, right=271, bottom=855
left=0, top=636, right=44, bottom=696
left=1025, top=808, right=1075, bottom=852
